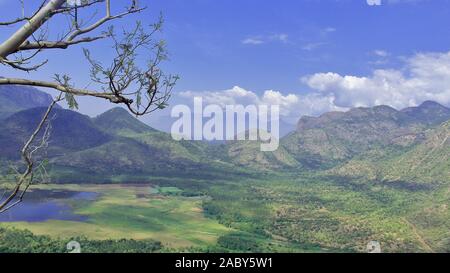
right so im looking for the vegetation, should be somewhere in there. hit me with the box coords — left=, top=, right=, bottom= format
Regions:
left=0, top=87, right=449, bottom=253
left=0, top=184, right=231, bottom=249
left=0, top=228, right=161, bottom=253
left=4, top=170, right=447, bottom=253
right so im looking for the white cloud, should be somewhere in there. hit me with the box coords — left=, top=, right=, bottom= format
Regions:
left=373, top=50, right=389, bottom=57
left=241, top=33, right=289, bottom=45
left=180, top=86, right=259, bottom=107
left=302, top=50, right=450, bottom=109
left=179, top=86, right=344, bottom=124
left=179, top=50, right=450, bottom=124
left=242, top=38, right=264, bottom=45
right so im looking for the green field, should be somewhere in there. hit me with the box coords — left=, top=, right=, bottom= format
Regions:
left=0, top=184, right=231, bottom=249
left=1, top=172, right=449, bottom=253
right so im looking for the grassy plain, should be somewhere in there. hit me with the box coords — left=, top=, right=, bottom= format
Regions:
left=0, top=184, right=231, bottom=249
left=1, top=172, right=449, bottom=253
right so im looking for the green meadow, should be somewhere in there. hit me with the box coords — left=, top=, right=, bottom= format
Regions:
left=0, top=184, right=231, bottom=249
left=1, top=172, right=449, bottom=253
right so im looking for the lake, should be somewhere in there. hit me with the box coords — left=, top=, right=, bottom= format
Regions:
left=0, top=189, right=98, bottom=222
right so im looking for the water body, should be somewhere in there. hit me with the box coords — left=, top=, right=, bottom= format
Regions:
left=0, top=189, right=98, bottom=222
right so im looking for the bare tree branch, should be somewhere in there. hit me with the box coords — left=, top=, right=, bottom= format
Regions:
left=0, top=93, right=63, bottom=213
left=66, top=1, right=144, bottom=42
left=17, top=35, right=107, bottom=51
left=0, top=77, right=125, bottom=103
left=0, top=56, right=48, bottom=72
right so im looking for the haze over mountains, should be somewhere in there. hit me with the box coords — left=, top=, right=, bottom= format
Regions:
left=0, top=85, right=61, bottom=118
left=0, top=85, right=448, bottom=185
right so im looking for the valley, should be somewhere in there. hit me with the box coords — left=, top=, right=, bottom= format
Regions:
left=2, top=172, right=449, bottom=253
left=0, top=85, right=449, bottom=253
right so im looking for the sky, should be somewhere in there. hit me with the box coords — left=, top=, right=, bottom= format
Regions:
left=1, top=0, right=450, bottom=131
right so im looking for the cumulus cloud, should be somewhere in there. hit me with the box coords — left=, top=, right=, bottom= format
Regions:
left=178, top=50, right=450, bottom=123
left=180, top=86, right=258, bottom=106
left=179, top=86, right=344, bottom=124
left=302, top=51, right=450, bottom=109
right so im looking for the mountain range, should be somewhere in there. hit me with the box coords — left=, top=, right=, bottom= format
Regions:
left=0, top=85, right=448, bottom=185
left=0, top=85, right=61, bottom=118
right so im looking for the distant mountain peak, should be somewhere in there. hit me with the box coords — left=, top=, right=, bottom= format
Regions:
left=285, top=100, right=450, bottom=170
left=418, top=100, right=448, bottom=109
left=402, top=100, right=449, bottom=112
left=373, top=104, right=398, bottom=113
left=401, top=100, right=450, bottom=126
left=93, top=107, right=156, bottom=136
left=0, top=107, right=111, bottom=159
left=0, top=85, right=61, bottom=118
left=102, top=107, right=131, bottom=115
left=421, top=100, right=438, bottom=106
left=96, top=107, right=140, bottom=121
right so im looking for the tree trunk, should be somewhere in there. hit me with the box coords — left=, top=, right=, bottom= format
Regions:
left=0, top=0, right=66, bottom=58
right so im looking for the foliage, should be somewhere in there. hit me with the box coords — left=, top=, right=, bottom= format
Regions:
left=217, top=233, right=262, bottom=252
left=0, top=228, right=161, bottom=253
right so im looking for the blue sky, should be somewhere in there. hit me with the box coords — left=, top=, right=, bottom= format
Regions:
left=1, top=0, right=450, bottom=130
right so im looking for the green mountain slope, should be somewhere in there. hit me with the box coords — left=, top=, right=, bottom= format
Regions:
left=0, top=100, right=248, bottom=182
left=93, top=107, right=157, bottom=136
left=0, top=85, right=448, bottom=183
left=225, top=131, right=299, bottom=170
left=282, top=102, right=450, bottom=169
left=50, top=135, right=242, bottom=182
left=384, top=121, right=449, bottom=183
left=44, top=107, right=244, bottom=181
left=51, top=136, right=210, bottom=178
left=333, top=120, right=450, bottom=184
left=0, top=107, right=111, bottom=159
